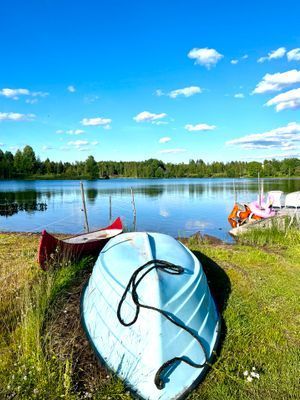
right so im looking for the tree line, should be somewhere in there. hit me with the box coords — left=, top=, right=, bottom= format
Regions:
left=0, top=145, right=300, bottom=180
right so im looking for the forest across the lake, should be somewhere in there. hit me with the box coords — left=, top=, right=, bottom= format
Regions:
left=1, top=145, right=300, bottom=180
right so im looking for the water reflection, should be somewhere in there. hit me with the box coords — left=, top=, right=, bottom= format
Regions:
left=0, top=178, right=299, bottom=241
left=86, top=188, right=98, bottom=204
left=0, top=202, right=47, bottom=217
left=159, top=208, right=169, bottom=218
left=0, top=190, right=43, bottom=203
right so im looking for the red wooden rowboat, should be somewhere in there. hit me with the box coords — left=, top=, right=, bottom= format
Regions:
left=38, top=217, right=123, bottom=270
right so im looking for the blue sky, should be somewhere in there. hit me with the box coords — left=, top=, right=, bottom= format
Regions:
left=0, top=0, right=300, bottom=163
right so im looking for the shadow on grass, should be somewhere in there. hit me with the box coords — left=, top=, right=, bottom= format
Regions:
left=192, top=250, right=231, bottom=355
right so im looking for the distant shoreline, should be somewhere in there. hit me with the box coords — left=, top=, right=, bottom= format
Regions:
left=1, top=175, right=300, bottom=181
left=2, top=145, right=300, bottom=180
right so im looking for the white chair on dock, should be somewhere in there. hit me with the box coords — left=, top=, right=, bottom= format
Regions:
left=268, top=190, right=284, bottom=208
left=284, top=191, right=300, bottom=209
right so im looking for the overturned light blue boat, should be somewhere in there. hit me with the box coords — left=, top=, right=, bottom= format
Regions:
left=81, top=232, right=220, bottom=400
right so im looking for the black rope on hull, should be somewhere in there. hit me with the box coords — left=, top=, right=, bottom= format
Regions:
left=117, top=259, right=209, bottom=390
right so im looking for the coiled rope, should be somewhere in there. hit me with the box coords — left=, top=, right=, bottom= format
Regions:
left=117, top=259, right=209, bottom=390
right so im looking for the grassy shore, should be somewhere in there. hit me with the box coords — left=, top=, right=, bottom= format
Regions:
left=0, top=232, right=299, bottom=399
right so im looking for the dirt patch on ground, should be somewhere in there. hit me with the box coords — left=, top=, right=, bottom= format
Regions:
left=46, top=267, right=110, bottom=395
left=179, top=232, right=234, bottom=247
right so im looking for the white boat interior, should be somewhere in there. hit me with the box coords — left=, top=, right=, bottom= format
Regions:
left=64, top=229, right=123, bottom=244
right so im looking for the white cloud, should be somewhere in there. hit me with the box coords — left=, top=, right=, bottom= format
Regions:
left=83, top=94, right=99, bottom=104
left=0, top=88, right=48, bottom=100
left=226, top=122, right=300, bottom=150
left=9, top=146, right=19, bottom=151
left=234, top=93, right=245, bottom=99
left=32, top=91, right=48, bottom=98
left=168, top=86, right=202, bottom=98
left=133, top=111, right=167, bottom=123
left=25, top=98, right=38, bottom=104
left=185, top=123, right=216, bottom=132
left=155, top=121, right=168, bottom=125
left=66, top=129, right=85, bottom=135
left=265, top=88, right=300, bottom=111
left=0, top=112, right=35, bottom=121
left=0, top=88, right=29, bottom=99
left=0, top=142, right=4, bottom=147
left=155, top=89, right=164, bottom=96
left=287, top=48, right=300, bottom=62
left=159, top=148, right=187, bottom=154
left=67, top=85, right=76, bottom=93
left=257, top=47, right=286, bottom=63
left=231, top=54, right=248, bottom=65
left=252, top=69, right=300, bottom=94
left=78, top=147, right=91, bottom=152
left=187, top=47, right=223, bottom=69
left=68, top=140, right=89, bottom=149
left=56, top=129, right=85, bottom=135
left=68, top=140, right=88, bottom=146
left=155, top=86, right=202, bottom=98
left=66, top=139, right=98, bottom=151
left=81, top=117, right=112, bottom=129
left=159, top=137, right=171, bottom=143
left=245, top=152, right=300, bottom=160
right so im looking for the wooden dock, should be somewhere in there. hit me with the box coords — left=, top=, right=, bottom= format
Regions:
left=229, top=209, right=300, bottom=237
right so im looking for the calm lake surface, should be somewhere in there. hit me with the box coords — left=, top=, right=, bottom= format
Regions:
left=1, top=178, right=300, bottom=242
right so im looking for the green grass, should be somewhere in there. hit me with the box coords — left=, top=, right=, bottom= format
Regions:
left=0, top=234, right=130, bottom=399
left=187, top=233, right=300, bottom=400
left=238, top=217, right=300, bottom=247
left=0, top=232, right=299, bottom=399
left=0, top=245, right=85, bottom=398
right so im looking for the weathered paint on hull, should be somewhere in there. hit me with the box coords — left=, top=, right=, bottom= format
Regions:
left=38, top=217, right=123, bottom=269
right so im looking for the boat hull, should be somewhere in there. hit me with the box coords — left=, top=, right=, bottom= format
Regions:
left=38, top=217, right=123, bottom=269
left=81, top=232, right=220, bottom=400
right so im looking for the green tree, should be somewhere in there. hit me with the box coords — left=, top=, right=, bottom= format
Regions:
left=247, top=161, right=262, bottom=177
left=0, top=149, right=4, bottom=178
left=4, top=151, right=14, bottom=178
left=56, top=161, right=64, bottom=175
left=85, top=155, right=99, bottom=179
left=22, top=145, right=36, bottom=175
left=13, top=149, right=23, bottom=175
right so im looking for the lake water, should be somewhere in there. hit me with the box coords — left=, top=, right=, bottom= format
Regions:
left=0, top=178, right=299, bottom=242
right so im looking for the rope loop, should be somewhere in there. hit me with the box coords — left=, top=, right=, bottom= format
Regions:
left=117, top=259, right=208, bottom=390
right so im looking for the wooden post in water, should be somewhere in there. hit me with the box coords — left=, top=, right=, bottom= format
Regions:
left=258, top=172, right=261, bottom=208
left=130, top=187, right=137, bottom=231
left=109, top=195, right=112, bottom=223
left=80, top=181, right=90, bottom=232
